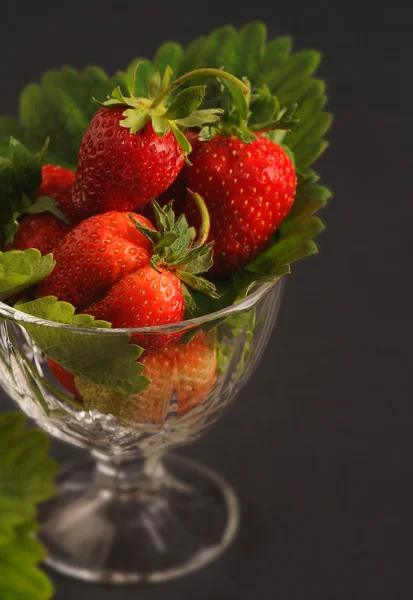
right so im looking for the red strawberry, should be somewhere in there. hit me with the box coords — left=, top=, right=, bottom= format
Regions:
left=71, top=111, right=185, bottom=220
left=36, top=164, right=76, bottom=223
left=70, top=66, right=242, bottom=221
left=5, top=164, right=75, bottom=255
left=6, top=213, right=70, bottom=255
left=69, top=331, right=217, bottom=424
left=38, top=201, right=217, bottom=350
left=142, top=129, right=200, bottom=225
left=84, top=264, right=185, bottom=350
left=37, top=211, right=154, bottom=310
left=47, top=357, right=81, bottom=399
left=187, top=135, right=297, bottom=275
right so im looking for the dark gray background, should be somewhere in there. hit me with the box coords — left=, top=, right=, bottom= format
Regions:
left=1, top=2, right=412, bottom=599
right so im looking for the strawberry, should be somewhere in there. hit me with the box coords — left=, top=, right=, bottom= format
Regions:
left=5, top=164, right=75, bottom=255
left=38, top=200, right=218, bottom=349
left=47, top=357, right=81, bottom=399
left=70, top=331, right=217, bottom=424
left=71, top=112, right=185, bottom=220
left=6, top=213, right=70, bottom=255
left=141, top=129, right=200, bottom=225
left=37, top=211, right=154, bottom=310
left=70, top=66, right=246, bottom=220
left=84, top=263, right=185, bottom=350
left=36, top=164, right=77, bottom=224
left=187, top=134, right=297, bottom=275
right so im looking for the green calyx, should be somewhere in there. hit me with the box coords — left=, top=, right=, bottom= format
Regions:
left=95, top=65, right=250, bottom=157
left=0, top=137, right=68, bottom=246
left=128, top=194, right=219, bottom=300
left=199, top=80, right=300, bottom=144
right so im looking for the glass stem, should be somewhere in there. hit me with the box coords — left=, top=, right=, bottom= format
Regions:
left=91, top=450, right=164, bottom=495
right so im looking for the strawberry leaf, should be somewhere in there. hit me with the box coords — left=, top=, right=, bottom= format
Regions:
left=9, top=137, right=42, bottom=198
left=126, top=59, right=156, bottom=99
left=237, top=22, right=266, bottom=81
left=0, top=249, right=55, bottom=301
left=154, top=42, right=184, bottom=77
left=120, top=107, right=150, bottom=134
left=259, top=37, right=293, bottom=83
left=15, top=296, right=150, bottom=395
left=25, top=195, right=69, bottom=224
left=175, top=108, right=223, bottom=128
left=164, top=86, right=206, bottom=120
left=169, top=122, right=192, bottom=155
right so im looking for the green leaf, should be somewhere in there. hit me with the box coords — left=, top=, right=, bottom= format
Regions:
left=0, top=116, right=24, bottom=141
left=150, top=115, right=171, bottom=137
left=120, top=107, right=150, bottom=134
left=247, top=236, right=318, bottom=275
left=126, top=59, right=156, bottom=98
left=15, top=296, right=149, bottom=394
left=289, top=183, right=331, bottom=220
left=259, top=36, right=293, bottom=83
left=294, top=139, right=330, bottom=168
left=177, top=272, right=220, bottom=298
left=24, top=195, right=69, bottom=224
left=0, top=249, right=55, bottom=301
left=287, top=111, right=332, bottom=150
left=190, top=279, right=237, bottom=318
left=0, top=413, right=58, bottom=544
left=19, top=83, right=89, bottom=166
left=196, top=26, right=240, bottom=75
left=279, top=215, right=325, bottom=239
left=154, top=42, right=184, bottom=77
left=237, top=22, right=266, bottom=80
left=234, top=125, right=257, bottom=144
left=9, top=137, right=42, bottom=199
left=249, top=85, right=279, bottom=127
left=178, top=36, right=207, bottom=75
left=165, top=86, right=206, bottom=120
left=147, top=71, right=162, bottom=100
left=0, top=526, right=54, bottom=600
left=175, top=108, right=223, bottom=128
left=221, top=78, right=249, bottom=121
left=266, top=49, right=322, bottom=92
left=0, top=161, right=21, bottom=243
left=170, top=122, right=192, bottom=155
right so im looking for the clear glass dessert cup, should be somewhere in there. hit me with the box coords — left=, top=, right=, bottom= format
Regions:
left=0, top=277, right=284, bottom=585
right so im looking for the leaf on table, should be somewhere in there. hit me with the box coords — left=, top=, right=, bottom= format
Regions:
left=0, top=522, right=54, bottom=600
left=0, top=413, right=58, bottom=546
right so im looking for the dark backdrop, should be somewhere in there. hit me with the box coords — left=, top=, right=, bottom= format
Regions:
left=1, top=2, right=412, bottom=599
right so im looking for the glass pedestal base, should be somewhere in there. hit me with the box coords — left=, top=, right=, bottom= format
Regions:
left=38, top=453, right=239, bottom=585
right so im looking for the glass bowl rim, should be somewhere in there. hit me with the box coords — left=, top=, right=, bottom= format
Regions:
left=0, top=276, right=282, bottom=335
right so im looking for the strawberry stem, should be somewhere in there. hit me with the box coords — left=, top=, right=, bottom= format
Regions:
left=187, top=189, right=210, bottom=247
left=150, top=68, right=250, bottom=110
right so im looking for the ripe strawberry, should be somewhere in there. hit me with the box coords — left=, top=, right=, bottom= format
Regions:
left=36, top=164, right=77, bottom=224
left=47, top=357, right=81, bottom=399
left=70, top=65, right=243, bottom=220
left=71, top=331, right=217, bottom=424
left=6, top=213, right=70, bottom=254
left=142, top=129, right=200, bottom=225
left=37, top=211, right=154, bottom=310
left=38, top=201, right=218, bottom=349
left=5, top=164, right=75, bottom=255
left=84, top=263, right=185, bottom=350
left=71, top=112, right=185, bottom=220
left=187, top=135, right=297, bottom=275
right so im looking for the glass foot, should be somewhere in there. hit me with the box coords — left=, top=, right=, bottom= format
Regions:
left=38, top=453, right=239, bottom=584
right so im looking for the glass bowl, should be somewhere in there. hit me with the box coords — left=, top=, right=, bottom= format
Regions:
left=0, top=276, right=284, bottom=584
